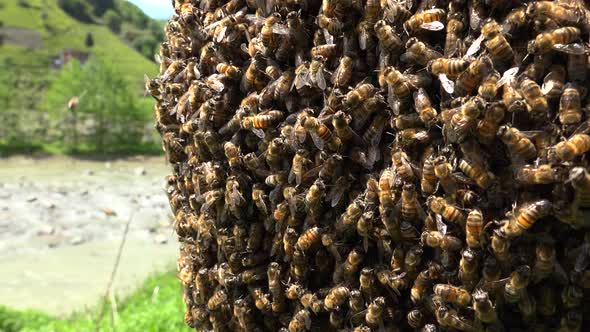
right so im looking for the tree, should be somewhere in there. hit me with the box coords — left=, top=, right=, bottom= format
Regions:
left=44, top=60, right=149, bottom=153
left=103, top=9, right=122, bottom=34
left=85, top=32, right=94, bottom=48
left=57, top=0, right=94, bottom=23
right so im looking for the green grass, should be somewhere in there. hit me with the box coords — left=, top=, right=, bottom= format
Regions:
left=0, top=271, right=192, bottom=332
left=0, top=0, right=157, bottom=85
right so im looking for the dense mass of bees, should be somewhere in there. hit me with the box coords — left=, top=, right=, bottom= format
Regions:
left=149, top=0, right=590, bottom=330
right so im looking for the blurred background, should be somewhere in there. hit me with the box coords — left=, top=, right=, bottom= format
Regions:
left=0, top=1, right=191, bottom=330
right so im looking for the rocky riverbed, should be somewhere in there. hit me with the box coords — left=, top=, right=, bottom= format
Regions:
left=0, top=156, right=179, bottom=316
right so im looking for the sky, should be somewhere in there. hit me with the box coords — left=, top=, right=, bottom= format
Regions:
left=126, top=0, right=174, bottom=19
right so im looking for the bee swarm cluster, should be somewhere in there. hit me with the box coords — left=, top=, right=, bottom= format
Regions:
left=152, top=0, right=590, bottom=330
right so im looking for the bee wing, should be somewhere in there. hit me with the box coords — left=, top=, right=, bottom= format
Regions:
left=288, top=164, right=296, bottom=184
left=465, top=34, right=484, bottom=59
left=252, top=128, right=266, bottom=139
left=154, top=54, right=162, bottom=64
left=329, top=186, right=345, bottom=208
left=272, top=23, right=290, bottom=35
left=323, top=28, right=334, bottom=45
left=553, top=43, right=587, bottom=55
left=359, top=30, right=368, bottom=50
left=496, top=67, right=519, bottom=88
left=439, top=74, right=455, bottom=94
left=205, top=20, right=223, bottom=31
left=388, top=85, right=401, bottom=115
left=366, top=146, right=378, bottom=169
left=259, top=196, right=269, bottom=215
left=302, top=166, right=322, bottom=183
left=310, top=132, right=326, bottom=151
left=436, top=214, right=448, bottom=234
left=217, top=25, right=227, bottom=43
left=287, top=195, right=298, bottom=217
left=206, top=75, right=226, bottom=92
left=481, top=277, right=510, bottom=293
left=420, top=21, right=444, bottom=31
left=316, top=70, right=327, bottom=90
left=571, top=121, right=590, bottom=136
left=370, top=122, right=386, bottom=146
left=541, top=79, right=554, bottom=95
left=235, top=186, right=246, bottom=206
left=452, top=172, right=476, bottom=185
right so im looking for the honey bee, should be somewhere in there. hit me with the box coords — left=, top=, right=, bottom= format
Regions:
left=332, top=56, right=354, bottom=88
left=410, top=269, right=432, bottom=304
left=296, top=226, right=321, bottom=252
left=391, top=149, right=415, bottom=182
left=403, top=9, right=446, bottom=35
left=478, top=70, right=500, bottom=101
left=401, top=183, right=424, bottom=222
left=403, top=37, right=442, bottom=66
left=541, top=65, right=566, bottom=100
left=427, top=196, right=466, bottom=225
left=288, top=149, right=311, bottom=186
left=344, top=82, right=377, bottom=112
left=435, top=305, right=475, bottom=332
left=324, top=285, right=350, bottom=310
left=516, top=164, right=564, bottom=185
left=569, top=167, right=590, bottom=208
left=241, top=53, right=268, bottom=92
left=503, top=199, right=552, bottom=237
left=241, top=110, right=285, bottom=138
left=216, top=62, right=242, bottom=80
left=303, top=114, right=340, bottom=151
left=458, top=158, right=495, bottom=189
left=433, top=156, right=458, bottom=198
left=422, top=229, right=463, bottom=251
left=502, top=77, right=526, bottom=113
left=365, top=297, right=386, bottom=328
left=317, top=14, right=343, bottom=37
left=445, top=97, right=485, bottom=144
left=407, top=309, right=425, bottom=329
left=289, top=309, right=311, bottom=332
left=417, top=155, right=435, bottom=196
left=481, top=19, right=514, bottom=64
left=548, top=133, right=590, bottom=163
left=342, top=247, right=364, bottom=280
left=374, top=20, right=403, bottom=54
left=397, top=128, right=431, bottom=146
left=434, top=284, right=472, bottom=307
left=473, top=289, right=498, bottom=323
left=559, top=83, right=583, bottom=130
left=561, top=284, right=584, bottom=309
left=207, top=288, right=228, bottom=311
left=413, top=88, right=438, bottom=127
left=309, top=55, right=328, bottom=90
left=476, top=102, right=505, bottom=145
left=464, top=209, right=484, bottom=248
left=519, top=78, right=548, bottom=117
left=332, top=111, right=362, bottom=146
left=444, top=12, right=464, bottom=57
left=381, top=66, right=413, bottom=113
left=528, top=27, right=582, bottom=55
left=503, top=265, right=531, bottom=303
left=162, top=132, right=186, bottom=163
left=428, top=57, right=468, bottom=82
left=526, top=2, right=582, bottom=26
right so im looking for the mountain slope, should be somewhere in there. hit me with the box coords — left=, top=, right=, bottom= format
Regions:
left=0, top=0, right=157, bottom=85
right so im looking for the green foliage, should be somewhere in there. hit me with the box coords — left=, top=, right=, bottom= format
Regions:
left=0, top=270, right=192, bottom=332
left=88, top=0, right=115, bottom=16
left=103, top=9, right=121, bottom=33
left=57, top=0, right=94, bottom=23
left=43, top=59, right=151, bottom=154
left=0, top=1, right=161, bottom=156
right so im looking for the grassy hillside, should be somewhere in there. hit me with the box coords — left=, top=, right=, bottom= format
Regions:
left=0, top=0, right=157, bottom=85
left=0, top=0, right=164, bottom=155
